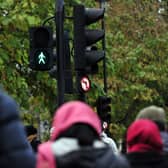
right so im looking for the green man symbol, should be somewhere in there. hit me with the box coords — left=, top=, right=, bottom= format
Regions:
left=38, top=52, right=46, bottom=64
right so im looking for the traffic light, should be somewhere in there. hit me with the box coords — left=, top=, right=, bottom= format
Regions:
left=29, top=26, right=53, bottom=71
left=73, top=5, right=105, bottom=74
left=96, top=96, right=111, bottom=123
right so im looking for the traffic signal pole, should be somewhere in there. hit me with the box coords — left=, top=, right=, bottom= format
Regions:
left=97, top=0, right=107, bottom=93
left=55, top=0, right=65, bottom=107
left=101, top=1, right=107, bottom=93
left=100, top=0, right=107, bottom=93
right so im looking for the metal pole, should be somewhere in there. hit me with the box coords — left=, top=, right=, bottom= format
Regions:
left=98, top=0, right=107, bottom=93
left=55, top=0, right=65, bottom=106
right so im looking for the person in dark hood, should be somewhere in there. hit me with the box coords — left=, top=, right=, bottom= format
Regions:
left=36, top=101, right=130, bottom=168
left=0, top=90, right=36, bottom=168
left=126, top=119, right=168, bottom=168
left=25, top=125, right=41, bottom=153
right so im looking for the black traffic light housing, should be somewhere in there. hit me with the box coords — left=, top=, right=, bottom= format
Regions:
left=96, top=96, right=111, bottom=123
left=29, top=26, right=53, bottom=71
left=73, top=5, right=105, bottom=74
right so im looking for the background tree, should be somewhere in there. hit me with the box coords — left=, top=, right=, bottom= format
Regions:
left=0, top=0, right=56, bottom=131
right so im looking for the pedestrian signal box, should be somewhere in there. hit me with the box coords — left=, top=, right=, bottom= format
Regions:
left=96, top=96, right=111, bottom=123
left=29, top=26, right=53, bottom=71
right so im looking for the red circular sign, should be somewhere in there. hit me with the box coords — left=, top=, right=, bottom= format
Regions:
left=80, top=77, right=91, bottom=92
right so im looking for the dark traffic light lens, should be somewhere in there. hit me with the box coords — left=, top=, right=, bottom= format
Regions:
left=34, top=28, right=50, bottom=47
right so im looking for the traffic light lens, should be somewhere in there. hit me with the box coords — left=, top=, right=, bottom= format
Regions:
left=34, top=28, right=50, bottom=47
left=34, top=50, right=49, bottom=65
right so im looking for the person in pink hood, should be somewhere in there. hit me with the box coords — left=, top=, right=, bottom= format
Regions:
left=36, top=101, right=129, bottom=168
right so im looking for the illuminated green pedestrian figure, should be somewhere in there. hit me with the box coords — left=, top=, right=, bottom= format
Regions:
left=29, top=27, right=53, bottom=70
left=38, top=52, right=46, bottom=64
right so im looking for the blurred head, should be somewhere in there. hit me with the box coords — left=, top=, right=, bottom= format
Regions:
left=127, top=119, right=163, bottom=153
left=50, top=101, right=101, bottom=146
left=25, top=125, right=37, bottom=136
left=136, top=105, right=166, bottom=131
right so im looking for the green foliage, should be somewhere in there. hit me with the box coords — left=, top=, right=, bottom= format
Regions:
left=109, top=123, right=126, bottom=141
left=105, top=0, right=168, bottom=128
left=0, top=0, right=56, bottom=130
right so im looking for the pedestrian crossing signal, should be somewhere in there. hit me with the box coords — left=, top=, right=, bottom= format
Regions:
left=29, top=26, right=53, bottom=71
left=35, top=51, right=49, bottom=65
left=38, top=52, right=47, bottom=65
left=96, top=96, right=111, bottom=123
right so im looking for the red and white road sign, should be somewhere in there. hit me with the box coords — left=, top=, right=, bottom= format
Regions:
left=80, top=76, right=91, bottom=92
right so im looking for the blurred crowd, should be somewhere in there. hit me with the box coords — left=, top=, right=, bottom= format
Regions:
left=1, top=90, right=168, bottom=168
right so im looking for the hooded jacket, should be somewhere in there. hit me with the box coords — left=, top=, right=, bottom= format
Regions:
left=36, top=101, right=129, bottom=168
left=0, top=91, right=36, bottom=168
left=127, top=119, right=163, bottom=153
left=126, top=119, right=168, bottom=168
left=100, top=131, right=118, bottom=154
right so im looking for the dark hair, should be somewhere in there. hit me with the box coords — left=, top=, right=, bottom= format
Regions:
left=154, top=120, right=166, bottom=131
left=25, top=125, right=37, bottom=136
left=57, top=123, right=99, bottom=146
